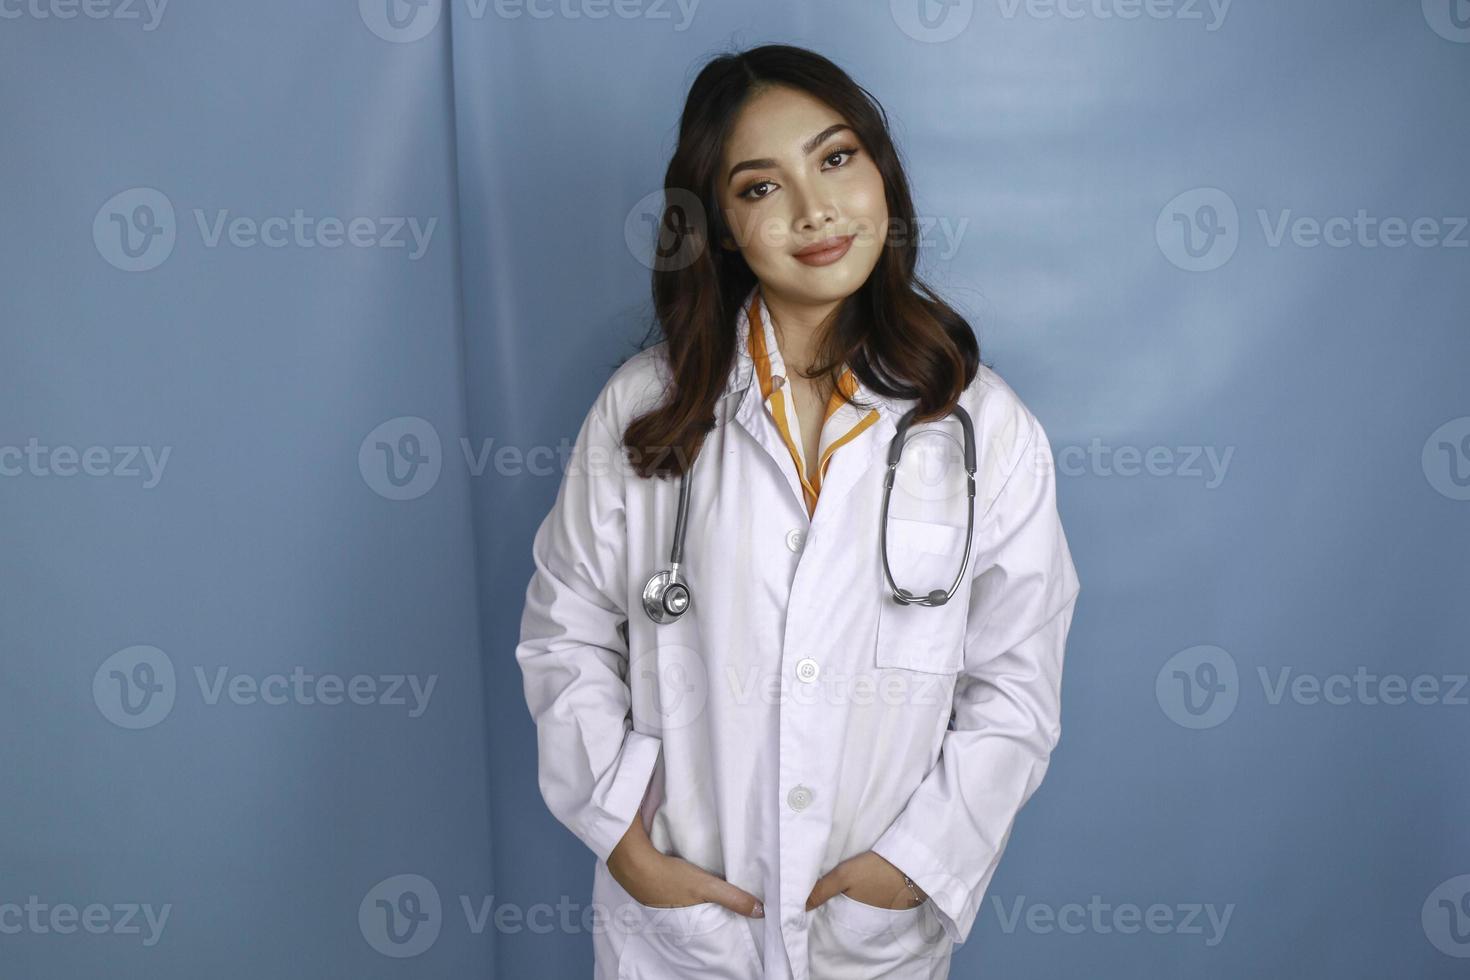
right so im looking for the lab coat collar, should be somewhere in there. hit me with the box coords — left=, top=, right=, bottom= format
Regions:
left=716, top=285, right=918, bottom=522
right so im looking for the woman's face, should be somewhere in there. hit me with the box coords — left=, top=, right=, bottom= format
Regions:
left=716, top=85, right=888, bottom=310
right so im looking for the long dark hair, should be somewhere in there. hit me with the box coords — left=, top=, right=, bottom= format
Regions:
left=621, top=43, right=980, bottom=480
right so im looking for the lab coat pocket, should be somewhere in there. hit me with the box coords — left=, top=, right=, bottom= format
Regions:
left=874, top=517, right=972, bottom=675
left=615, top=900, right=761, bottom=980
left=810, top=892, right=953, bottom=979
left=597, top=865, right=761, bottom=980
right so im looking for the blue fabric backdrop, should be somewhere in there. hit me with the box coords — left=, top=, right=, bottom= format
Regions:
left=3, top=2, right=1467, bottom=977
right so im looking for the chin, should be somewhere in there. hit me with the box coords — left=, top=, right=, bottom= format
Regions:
left=804, top=256, right=879, bottom=295
left=774, top=259, right=871, bottom=300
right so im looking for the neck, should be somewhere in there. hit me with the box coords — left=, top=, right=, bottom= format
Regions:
left=760, top=287, right=841, bottom=379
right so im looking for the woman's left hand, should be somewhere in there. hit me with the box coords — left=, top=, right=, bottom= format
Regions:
left=805, top=851, right=927, bottom=911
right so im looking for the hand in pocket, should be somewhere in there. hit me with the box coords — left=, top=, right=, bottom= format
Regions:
left=608, top=815, right=765, bottom=916
left=806, top=851, right=927, bottom=911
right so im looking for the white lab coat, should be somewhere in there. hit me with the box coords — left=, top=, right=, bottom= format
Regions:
left=516, top=287, right=1081, bottom=979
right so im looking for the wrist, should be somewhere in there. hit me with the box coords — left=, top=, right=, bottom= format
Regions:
left=607, top=817, right=657, bottom=873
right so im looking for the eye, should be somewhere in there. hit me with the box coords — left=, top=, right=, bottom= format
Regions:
left=823, top=145, right=860, bottom=169
left=738, top=179, right=776, bottom=202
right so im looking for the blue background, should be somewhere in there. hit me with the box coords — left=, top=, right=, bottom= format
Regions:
left=2, top=1, right=1467, bottom=977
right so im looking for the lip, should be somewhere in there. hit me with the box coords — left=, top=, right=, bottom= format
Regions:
left=793, top=234, right=855, bottom=266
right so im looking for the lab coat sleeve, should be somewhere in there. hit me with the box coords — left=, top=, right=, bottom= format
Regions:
left=515, top=401, right=661, bottom=865
left=869, top=414, right=1080, bottom=945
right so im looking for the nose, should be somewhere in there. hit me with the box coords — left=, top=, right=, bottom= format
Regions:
left=789, top=178, right=837, bottom=233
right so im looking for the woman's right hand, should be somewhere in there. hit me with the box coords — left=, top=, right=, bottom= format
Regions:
left=607, top=816, right=764, bottom=918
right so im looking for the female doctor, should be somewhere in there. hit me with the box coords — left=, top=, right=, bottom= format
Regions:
left=516, top=44, right=1081, bottom=980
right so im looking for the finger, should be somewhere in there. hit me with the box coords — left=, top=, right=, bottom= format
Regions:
left=697, top=874, right=765, bottom=918
left=668, top=861, right=762, bottom=918
left=805, top=869, right=844, bottom=911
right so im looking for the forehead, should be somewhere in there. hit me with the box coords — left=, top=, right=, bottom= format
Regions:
left=722, top=86, right=847, bottom=162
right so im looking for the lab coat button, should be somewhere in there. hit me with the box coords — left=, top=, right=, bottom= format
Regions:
left=785, top=528, right=805, bottom=553
left=787, top=784, right=814, bottom=811
left=795, top=658, right=819, bottom=682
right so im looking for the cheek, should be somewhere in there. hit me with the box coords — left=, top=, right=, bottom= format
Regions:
left=724, top=206, right=794, bottom=269
left=847, top=174, right=888, bottom=228
left=846, top=205, right=888, bottom=263
left=824, top=172, right=888, bottom=253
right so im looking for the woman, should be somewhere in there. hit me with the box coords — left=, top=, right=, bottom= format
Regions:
left=516, top=44, right=1081, bottom=980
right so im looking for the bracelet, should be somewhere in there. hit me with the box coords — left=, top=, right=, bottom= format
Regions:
left=902, top=874, right=924, bottom=907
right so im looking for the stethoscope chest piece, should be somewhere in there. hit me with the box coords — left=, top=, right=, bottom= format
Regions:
left=642, top=566, right=690, bottom=623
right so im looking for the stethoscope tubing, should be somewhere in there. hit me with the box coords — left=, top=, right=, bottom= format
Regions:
left=644, top=403, right=977, bottom=623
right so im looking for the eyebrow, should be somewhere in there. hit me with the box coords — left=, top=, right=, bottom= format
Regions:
left=725, top=123, right=855, bottom=186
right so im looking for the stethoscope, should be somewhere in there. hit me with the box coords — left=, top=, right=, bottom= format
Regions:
left=642, top=403, right=977, bottom=623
